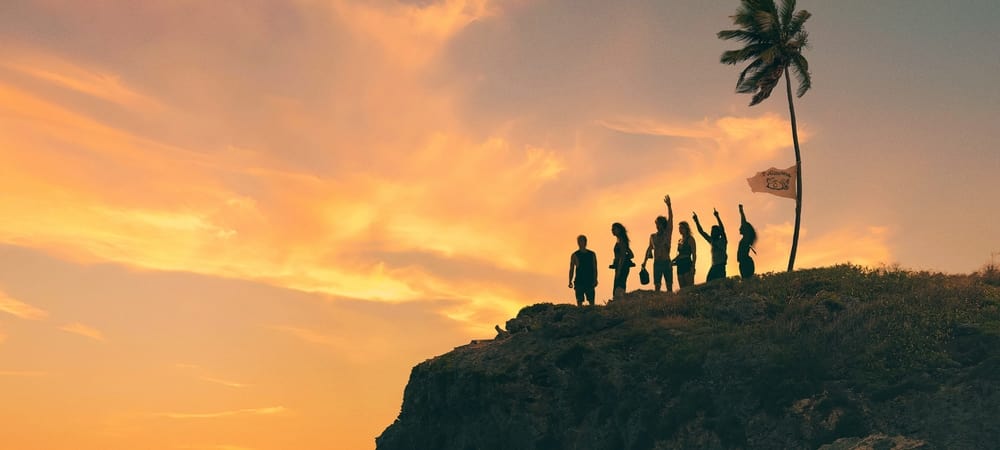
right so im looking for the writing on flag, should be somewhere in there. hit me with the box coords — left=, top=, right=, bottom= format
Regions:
left=747, top=165, right=797, bottom=199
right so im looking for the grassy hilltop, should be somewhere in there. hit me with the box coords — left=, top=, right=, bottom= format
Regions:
left=378, top=265, right=1000, bottom=450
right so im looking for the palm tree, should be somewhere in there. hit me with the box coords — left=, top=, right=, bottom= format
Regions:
left=718, top=0, right=811, bottom=272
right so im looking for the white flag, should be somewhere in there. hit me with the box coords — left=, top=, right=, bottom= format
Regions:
left=747, top=165, right=797, bottom=199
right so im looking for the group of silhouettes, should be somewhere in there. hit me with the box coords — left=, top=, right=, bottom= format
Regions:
left=568, top=195, right=758, bottom=306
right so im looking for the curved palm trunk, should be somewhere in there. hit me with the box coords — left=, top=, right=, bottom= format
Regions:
left=783, top=67, right=803, bottom=272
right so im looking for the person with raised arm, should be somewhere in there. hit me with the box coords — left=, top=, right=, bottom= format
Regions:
left=568, top=235, right=599, bottom=306
left=737, top=204, right=758, bottom=279
left=642, top=195, right=674, bottom=292
left=693, top=208, right=728, bottom=282
left=674, top=221, right=696, bottom=288
left=610, top=222, right=634, bottom=301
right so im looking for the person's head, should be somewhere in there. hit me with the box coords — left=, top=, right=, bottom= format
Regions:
left=740, top=221, right=757, bottom=245
left=678, top=221, right=691, bottom=237
left=654, top=215, right=668, bottom=233
left=577, top=234, right=588, bottom=249
left=711, top=225, right=722, bottom=240
left=611, top=222, right=628, bottom=242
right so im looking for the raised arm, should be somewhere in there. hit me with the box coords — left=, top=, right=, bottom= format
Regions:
left=693, top=212, right=711, bottom=242
left=665, top=195, right=673, bottom=227
left=714, top=208, right=726, bottom=242
left=739, top=203, right=747, bottom=226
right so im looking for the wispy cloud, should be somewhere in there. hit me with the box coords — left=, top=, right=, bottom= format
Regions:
left=268, top=325, right=344, bottom=349
left=0, top=370, right=49, bottom=377
left=0, top=289, right=48, bottom=320
left=176, top=445, right=255, bottom=450
left=0, top=48, right=162, bottom=111
left=156, top=406, right=287, bottom=420
left=173, top=364, right=251, bottom=388
left=177, top=445, right=255, bottom=450
left=59, top=322, right=107, bottom=341
left=197, top=376, right=251, bottom=389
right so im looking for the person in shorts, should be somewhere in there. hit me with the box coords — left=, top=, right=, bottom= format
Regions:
left=642, top=195, right=674, bottom=292
left=568, top=235, right=598, bottom=306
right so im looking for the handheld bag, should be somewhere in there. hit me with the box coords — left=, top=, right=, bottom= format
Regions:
left=639, top=266, right=650, bottom=285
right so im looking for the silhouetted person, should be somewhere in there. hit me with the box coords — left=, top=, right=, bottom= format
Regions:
left=694, top=209, right=728, bottom=282
left=738, top=204, right=757, bottom=279
left=674, top=221, right=697, bottom=288
left=642, top=195, right=674, bottom=292
left=568, top=235, right=598, bottom=306
left=610, top=222, right=634, bottom=300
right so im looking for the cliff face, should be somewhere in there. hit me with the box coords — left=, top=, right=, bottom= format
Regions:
left=377, top=266, right=1000, bottom=450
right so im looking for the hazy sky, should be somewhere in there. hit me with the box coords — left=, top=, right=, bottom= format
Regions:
left=1, top=1, right=998, bottom=449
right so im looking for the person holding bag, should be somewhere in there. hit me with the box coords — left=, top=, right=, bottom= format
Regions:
left=610, top=222, right=634, bottom=300
left=674, top=221, right=697, bottom=288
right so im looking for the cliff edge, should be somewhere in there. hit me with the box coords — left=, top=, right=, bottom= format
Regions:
left=378, top=265, right=1000, bottom=449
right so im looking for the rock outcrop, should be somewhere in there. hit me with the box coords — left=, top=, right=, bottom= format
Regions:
left=378, top=266, right=1000, bottom=449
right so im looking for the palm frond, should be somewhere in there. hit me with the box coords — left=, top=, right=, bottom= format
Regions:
left=790, top=53, right=812, bottom=97
left=750, top=70, right=782, bottom=105
left=779, top=0, right=797, bottom=27
left=738, top=58, right=784, bottom=105
left=736, top=58, right=765, bottom=91
left=721, top=42, right=773, bottom=65
left=719, top=0, right=809, bottom=107
left=754, top=10, right=779, bottom=34
left=733, top=0, right=778, bottom=35
left=787, top=10, right=812, bottom=37
left=752, top=0, right=779, bottom=16
left=717, top=29, right=766, bottom=44
left=787, top=29, right=809, bottom=51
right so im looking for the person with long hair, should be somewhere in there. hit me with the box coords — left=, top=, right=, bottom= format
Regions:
left=737, top=204, right=757, bottom=279
left=674, top=221, right=697, bottom=288
left=642, top=195, right=674, bottom=292
left=693, top=208, right=728, bottom=282
left=610, top=222, right=634, bottom=300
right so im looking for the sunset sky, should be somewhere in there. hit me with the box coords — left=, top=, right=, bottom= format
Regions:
left=1, top=1, right=998, bottom=449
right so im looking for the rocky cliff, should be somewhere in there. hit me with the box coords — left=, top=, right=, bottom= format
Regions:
left=378, top=265, right=1000, bottom=449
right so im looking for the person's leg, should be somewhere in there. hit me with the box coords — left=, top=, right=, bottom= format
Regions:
left=613, top=267, right=630, bottom=300
left=613, top=269, right=623, bottom=300
left=743, top=259, right=755, bottom=279
left=682, top=270, right=695, bottom=287
left=575, top=288, right=585, bottom=306
left=652, top=261, right=663, bottom=291
left=585, top=288, right=596, bottom=306
left=707, top=264, right=724, bottom=282
left=665, top=261, right=674, bottom=292
left=655, top=260, right=672, bottom=293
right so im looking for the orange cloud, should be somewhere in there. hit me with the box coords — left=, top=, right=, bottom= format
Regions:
left=330, top=0, right=492, bottom=69
left=0, top=47, right=161, bottom=111
left=197, top=376, right=251, bottom=389
left=0, top=370, right=49, bottom=377
left=156, top=406, right=287, bottom=420
left=176, top=445, right=255, bottom=450
left=59, top=322, right=107, bottom=342
left=0, top=289, right=48, bottom=320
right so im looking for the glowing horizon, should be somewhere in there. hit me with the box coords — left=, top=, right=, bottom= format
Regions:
left=1, top=1, right=998, bottom=449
